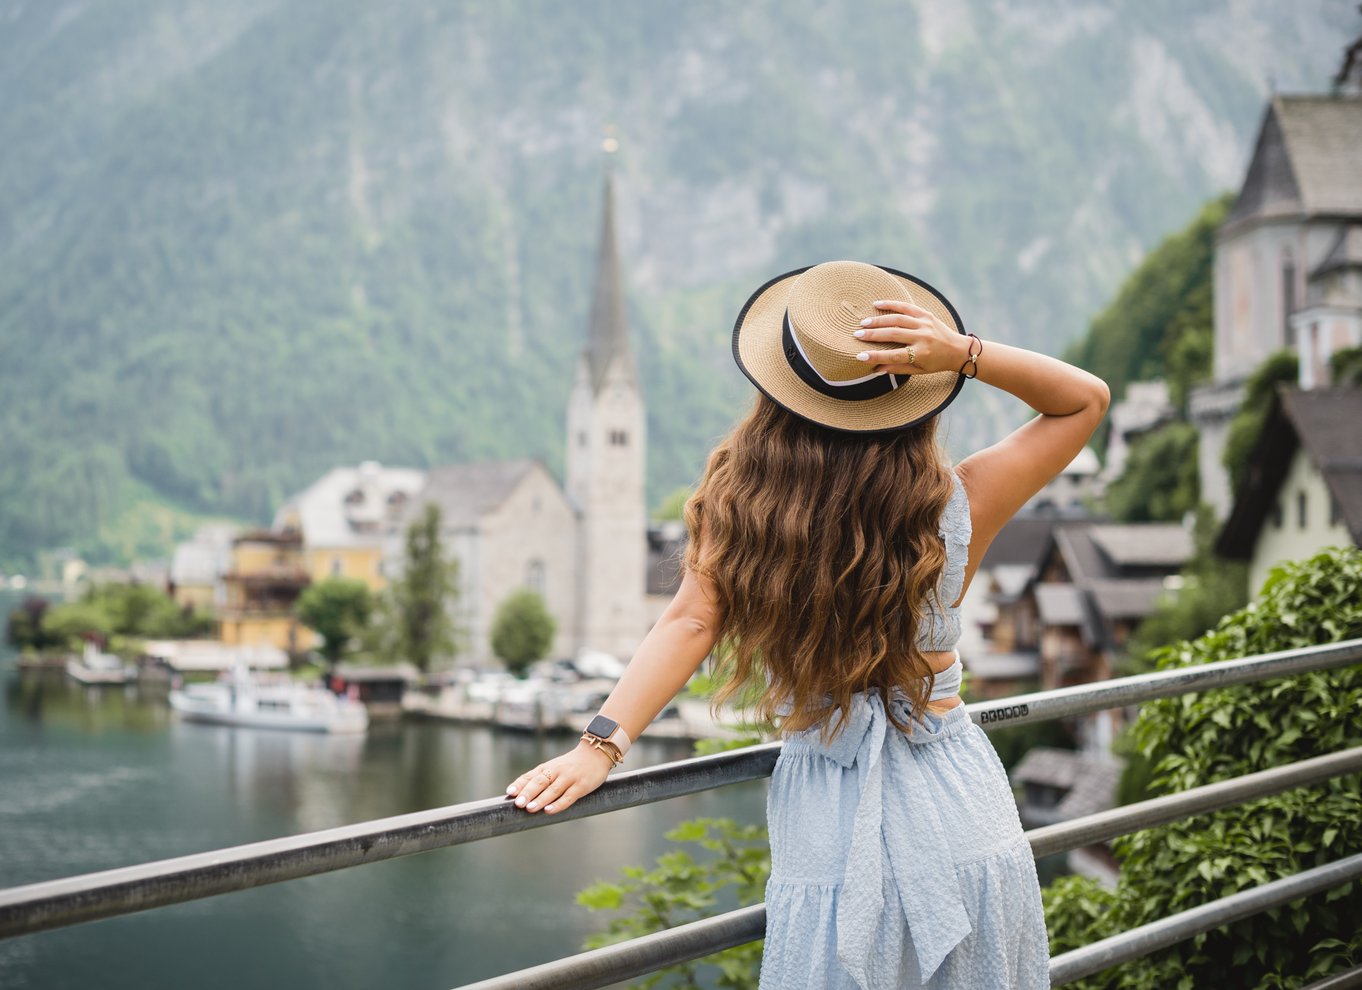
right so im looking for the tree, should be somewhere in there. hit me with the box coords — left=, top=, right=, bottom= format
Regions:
left=295, top=577, right=373, bottom=666
left=1044, top=546, right=1362, bottom=988
left=375, top=503, right=461, bottom=672
left=1329, top=345, right=1362, bottom=387
left=1102, top=420, right=1199, bottom=523
left=490, top=588, right=556, bottom=677
left=1064, top=194, right=1231, bottom=433
left=1222, top=349, right=1299, bottom=494
left=5, top=596, right=58, bottom=651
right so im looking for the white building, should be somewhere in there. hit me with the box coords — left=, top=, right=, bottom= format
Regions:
left=1216, top=386, right=1361, bottom=595
left=1191, top=93, right=1362, bottom=518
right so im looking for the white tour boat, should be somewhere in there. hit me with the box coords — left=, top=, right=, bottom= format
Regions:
left=169, top=665, right=369, bottom=734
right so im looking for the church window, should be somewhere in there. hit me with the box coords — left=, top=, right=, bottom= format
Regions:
left=1272, top=501, right=1283, bottom=529
left=609, top=429, right=629, bottom=446
left=1296, top=489, right=1307, bottom=529
left=532, top=495, right=542, bottom=514
left=331, top=557, right=343, bottom=576
left=526, top=559, right=545, bottom=596
left=1282, top=250, right=1296, bottom=344
left=578, top=431, right=588, bottom=447
left=1330, top=491, right=1341, bottom=527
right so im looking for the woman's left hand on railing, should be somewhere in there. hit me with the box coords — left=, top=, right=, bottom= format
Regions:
left=505, top=740, right=614, bottom=814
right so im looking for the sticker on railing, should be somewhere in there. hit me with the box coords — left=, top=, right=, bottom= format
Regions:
left=979, top=703, right=1030, bottom=723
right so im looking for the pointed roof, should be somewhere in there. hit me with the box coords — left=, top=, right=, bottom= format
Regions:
left=583, top=173, right=637, bottom=392
left=1225, top=95, right=1362, bottom=230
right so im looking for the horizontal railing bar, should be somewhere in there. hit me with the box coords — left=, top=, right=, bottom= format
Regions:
left=965, top=637, right=1362, bottom=730
left=456, top=905, right=767, bottom=990
left=1302, top=964, right=1362, bottom=990
left=1, top=637, right=1358, bottom=942
left=0, top=743, right=780, bottom=940
left=449, top=746, right=1362, bottom=990
left=1027, top=745, right=1362, bottom=858
left=1049, top=852, right=1362, bottom=984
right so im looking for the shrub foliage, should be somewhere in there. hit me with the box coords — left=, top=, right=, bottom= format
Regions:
left=1044, top=546, right=1362, bottom=988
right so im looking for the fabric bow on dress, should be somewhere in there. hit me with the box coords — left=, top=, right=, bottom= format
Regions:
left=809, top=686, right=973, bottom=988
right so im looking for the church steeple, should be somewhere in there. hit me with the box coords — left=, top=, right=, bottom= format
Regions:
left=583, top=173, right=637, bottom=392
left=564, top=163, right=647, bottom=662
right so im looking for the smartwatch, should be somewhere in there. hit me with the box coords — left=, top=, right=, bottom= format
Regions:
left=582, top=713, right=632, bottom=759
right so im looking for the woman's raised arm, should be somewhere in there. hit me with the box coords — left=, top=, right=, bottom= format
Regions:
left=855, top=299, right=1110, bottom=557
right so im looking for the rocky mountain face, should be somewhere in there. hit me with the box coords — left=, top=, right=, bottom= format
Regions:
left=0, top=0, right=1355, bottom=566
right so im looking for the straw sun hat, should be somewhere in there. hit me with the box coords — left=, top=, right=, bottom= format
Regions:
left=732, top=260, right=968, bottom=433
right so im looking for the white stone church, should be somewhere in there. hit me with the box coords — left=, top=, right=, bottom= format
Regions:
left=382, top=175, right=673, bottom=666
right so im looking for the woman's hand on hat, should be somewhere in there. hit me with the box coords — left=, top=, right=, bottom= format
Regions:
left=504, top=739, right=613, bottom=814
left=853, top=300, right=969, bottom=376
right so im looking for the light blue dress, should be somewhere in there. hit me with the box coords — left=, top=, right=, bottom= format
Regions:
left=759, top=469, right=1050, bottom=989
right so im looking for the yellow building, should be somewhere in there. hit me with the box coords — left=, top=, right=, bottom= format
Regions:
left=219, top=529, right=316, bottom=652
left=274, top=461, right=426, bottom=592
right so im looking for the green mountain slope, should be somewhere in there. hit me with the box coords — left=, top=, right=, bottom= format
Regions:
left=0, top=0, right=1355, bottom=568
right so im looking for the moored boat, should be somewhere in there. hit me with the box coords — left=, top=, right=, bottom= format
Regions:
left=169, top=665, right=368, bottom=734
left=65, top=640, right=138, bottom=685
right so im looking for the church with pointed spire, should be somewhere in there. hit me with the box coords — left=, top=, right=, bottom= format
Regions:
left=565, top=174, right=650, bottom=659
left=377, top=173, right=656, bottom=667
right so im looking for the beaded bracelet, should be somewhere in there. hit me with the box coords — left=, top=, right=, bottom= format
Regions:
left=959, top=333, right=983, bottom=379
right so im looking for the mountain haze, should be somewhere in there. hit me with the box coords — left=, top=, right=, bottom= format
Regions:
left=0, top=0, right=1356, bottom=568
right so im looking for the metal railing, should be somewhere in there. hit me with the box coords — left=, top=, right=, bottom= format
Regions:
left=2, top=638, right=1360, bottom=988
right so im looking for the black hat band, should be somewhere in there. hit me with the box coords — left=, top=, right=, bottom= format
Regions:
left=780, top=311, right=906, bottom=401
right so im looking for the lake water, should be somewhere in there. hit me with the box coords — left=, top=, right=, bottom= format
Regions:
left=0, top=591, right=768, bottom=989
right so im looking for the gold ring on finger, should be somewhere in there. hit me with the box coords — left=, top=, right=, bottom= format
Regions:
left=906, top=347, right=917, bottom=365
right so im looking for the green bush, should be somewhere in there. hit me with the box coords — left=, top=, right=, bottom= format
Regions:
left=35, top=581, right=214, bottom=650
left=576, top=818, right=769, bottom=990
left=295, top=577, right=373, bottom=665
left=490, top=588, right=555, bottom=677
left=1044, top=546, right=1362, bottom=988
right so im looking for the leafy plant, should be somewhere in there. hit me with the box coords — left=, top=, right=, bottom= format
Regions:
left=489, top=588, right=555, bottom=677
left=295, top=577, right=373, bottom=666
left=1222, top=350, right=1300, bottom=495
left=364, top=504, right=462, bottom=672
left=576, top=818, right=769, bottom=990
left=1102, top=420, right=1199, bottom=524
left=1044, top=546, right=1362, bottom=988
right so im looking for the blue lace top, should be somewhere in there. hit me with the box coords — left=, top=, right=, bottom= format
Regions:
left=913, top=467, right=971, bottom=653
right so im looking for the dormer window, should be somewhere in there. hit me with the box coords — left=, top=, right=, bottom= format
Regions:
left=609, top=430, right=629, bottom=446
left=344, top=489, right=365, bottom=506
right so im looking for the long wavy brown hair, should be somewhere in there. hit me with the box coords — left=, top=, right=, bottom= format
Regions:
left=683, top=394, right=957, bottom=742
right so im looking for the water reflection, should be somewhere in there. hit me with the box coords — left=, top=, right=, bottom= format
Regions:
left=0, top=653, right=768, bottom=989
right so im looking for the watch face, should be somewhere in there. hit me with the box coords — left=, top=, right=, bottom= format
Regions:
left=586, top=714, right=619, bottom=738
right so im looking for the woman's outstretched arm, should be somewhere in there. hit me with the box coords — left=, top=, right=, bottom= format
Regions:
left=855, top=299, right=1110, bottom=556
left=503, top=566, right=720, bottom=814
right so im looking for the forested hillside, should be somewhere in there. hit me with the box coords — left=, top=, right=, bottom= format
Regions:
left=0, top=0, right=1355, bottom=569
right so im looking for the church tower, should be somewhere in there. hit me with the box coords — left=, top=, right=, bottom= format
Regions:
left=565, top=173, right=648, bottom=659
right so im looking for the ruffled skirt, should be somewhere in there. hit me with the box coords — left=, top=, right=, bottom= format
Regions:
left=759, top=703, right=1050, bottom=989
